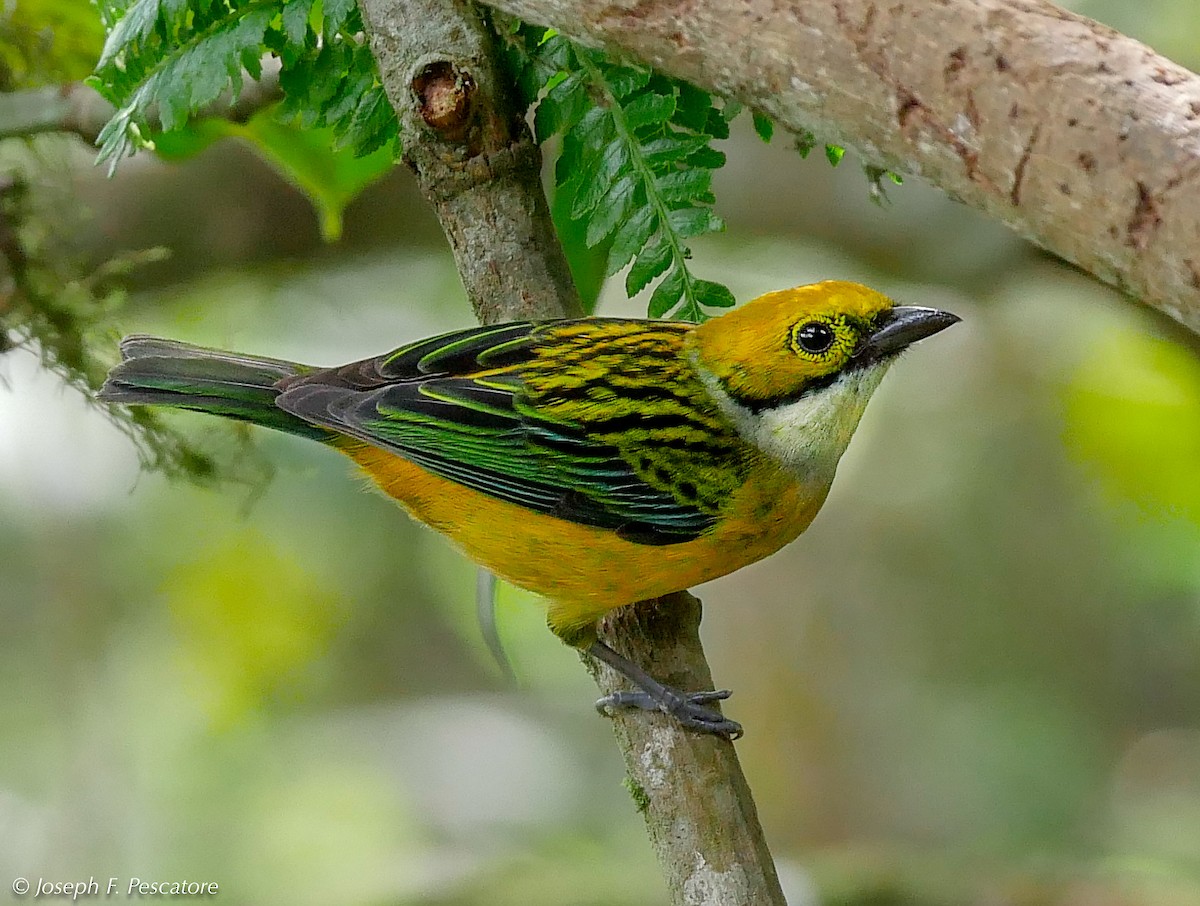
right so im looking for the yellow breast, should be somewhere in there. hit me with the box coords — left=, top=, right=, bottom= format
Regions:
left=338, top=439, right=827, bottom=645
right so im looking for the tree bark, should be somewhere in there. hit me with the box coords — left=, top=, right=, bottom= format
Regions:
left=588, top=593, right=786, bottom=904
left=474, top=0, right=1200, bottom=336
left=360, top=0, right=582, bottom=320
left=357, top=2, right=782, bottom=903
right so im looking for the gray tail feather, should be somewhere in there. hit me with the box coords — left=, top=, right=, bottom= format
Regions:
left=98, top=335, right=328, bottom=440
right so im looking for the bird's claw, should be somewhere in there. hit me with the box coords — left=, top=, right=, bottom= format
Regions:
left=596, top=688, right=743, bottom=739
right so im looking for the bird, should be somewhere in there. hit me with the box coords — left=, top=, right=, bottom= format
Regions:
left=99, top=280, right=959, bottom=737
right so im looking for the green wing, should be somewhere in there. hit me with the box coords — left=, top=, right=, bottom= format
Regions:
left=276, top=319, right=752, bottom=545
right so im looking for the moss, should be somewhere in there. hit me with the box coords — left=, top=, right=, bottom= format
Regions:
left=623, top=774, right=650, bottom=815
left=0, top=158, right=270, bottom=492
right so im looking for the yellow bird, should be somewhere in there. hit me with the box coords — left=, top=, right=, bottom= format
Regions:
left=100, top=280, right=958, bottom=736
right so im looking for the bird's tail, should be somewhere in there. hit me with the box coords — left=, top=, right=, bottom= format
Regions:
left=98, top=335, right=328, bottom=440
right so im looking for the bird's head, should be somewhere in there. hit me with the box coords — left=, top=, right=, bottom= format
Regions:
left=687, top=280, right=959, bottom=482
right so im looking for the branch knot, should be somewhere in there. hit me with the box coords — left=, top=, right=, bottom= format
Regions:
left=415, top=137, right=543, bottom=203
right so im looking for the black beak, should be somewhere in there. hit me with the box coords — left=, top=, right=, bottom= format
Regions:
left=858, top=305, right=960, bottom=361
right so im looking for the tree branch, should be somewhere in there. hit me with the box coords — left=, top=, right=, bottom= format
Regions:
left=357, top=1, right=782, bottom=903
left=474, top=0, right=1200, bottom=336
left=0, top=62, right=283, bottom=144
left=589, top=593, right=786, bottom=904
left=360, top=0, right=581, bottom=320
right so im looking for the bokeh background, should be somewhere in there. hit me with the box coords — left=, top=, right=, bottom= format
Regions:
left=2, top=1, right=1199, bottom=904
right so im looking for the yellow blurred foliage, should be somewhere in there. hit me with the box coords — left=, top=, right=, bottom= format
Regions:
left=1063, top=326, right=1200, bottom=526
left=0, top=0, right=105, bottom=86
left=165, top=527, right=347, bottom=724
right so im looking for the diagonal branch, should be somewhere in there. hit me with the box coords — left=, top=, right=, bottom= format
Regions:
left=473, top=0, right=1200, bottom=336
left=356, top=1, right=783, bottom=903
left=587, top=593, right=786, bottom=903
left=0, top=61, right=283, bottom=144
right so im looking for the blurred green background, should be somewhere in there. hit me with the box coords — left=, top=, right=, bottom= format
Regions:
left=2, top=2, right=1200, bottom=904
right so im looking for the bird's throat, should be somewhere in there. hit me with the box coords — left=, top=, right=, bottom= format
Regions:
left=696, top=357, right=890, bottom=486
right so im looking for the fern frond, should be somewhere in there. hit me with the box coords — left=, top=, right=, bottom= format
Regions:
left=94, top=3, right=275, bottom=170
left=91, top=0, right=398, bottom=171
left=507, top=28, right=736, bottom=323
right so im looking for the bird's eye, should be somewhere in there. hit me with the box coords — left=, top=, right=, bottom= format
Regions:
left=794, top=321, right=835, bottom=355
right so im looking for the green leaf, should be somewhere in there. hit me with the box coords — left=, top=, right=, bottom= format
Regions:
left=282, top=41, right=350, bottom=124
left=863, top=164, right=902, bottom=205
left=825, top=144, right=845, bottom=167
left=248, top=115, right=394, bottom=240
left=667, top=206, right=724, bottom=239
left=606, top=206, right=657, bottom=276
left=152, top=110, right=395, bottom=241
left=653, top=169, right=713, bottom=205
left=535, top=32, right=573, bottom=71
left=535, top=70, right=589, bottom=142
left=692, top=279, right=736, bottom=309
left=321, top=51, right=372, bottom=124
left=672, top=80, right=711, bottom=132
left=648, top=265, right=685, bottom=318
left=94, top=108, right=142, bottom=168
left=572, top=103, right=615, bottom=152
left=343, top=85, right=395, bottom=156
left=605, top=65, right=651, bottom=99
left=148, top=116, right=238, bottom=159
left=622, top=90, right=676, bottom=131
left=551, top=174, right=609, bottom=314
left=626, top=237, right=671, bottom=295
left=95, top=5, right=276, bottom=167
left=639, top=133, right=708, bottom=166
left=322, top=0, right=356, bottom=34
left=282, top=0, right=315, bottom=45
left=752, top=111, right=774, bottom=142
left=98, top=0, right=174, bottom=68
left=569, top=140, right=632, bottom=219
left=685, top=146, right=726, bottom=170
left=173, top=9, right=273, bottom=130
left=584, top=175, right=637, bottom=247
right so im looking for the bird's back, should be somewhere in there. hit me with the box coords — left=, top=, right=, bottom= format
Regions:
left=279, top=318, right=762, bottom=546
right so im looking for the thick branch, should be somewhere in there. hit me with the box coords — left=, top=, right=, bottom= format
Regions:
left=357, top=1, right=781, bottom=903
left=476, top=0, right=1200, bottom=335
left=359, top=0, right=581, bottom=320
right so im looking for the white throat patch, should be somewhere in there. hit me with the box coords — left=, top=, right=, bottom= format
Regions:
left=701, top=363, right=890, bottom=485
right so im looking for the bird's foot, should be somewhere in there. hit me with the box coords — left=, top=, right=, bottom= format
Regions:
left=596, top=687, right=742, bottom=739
